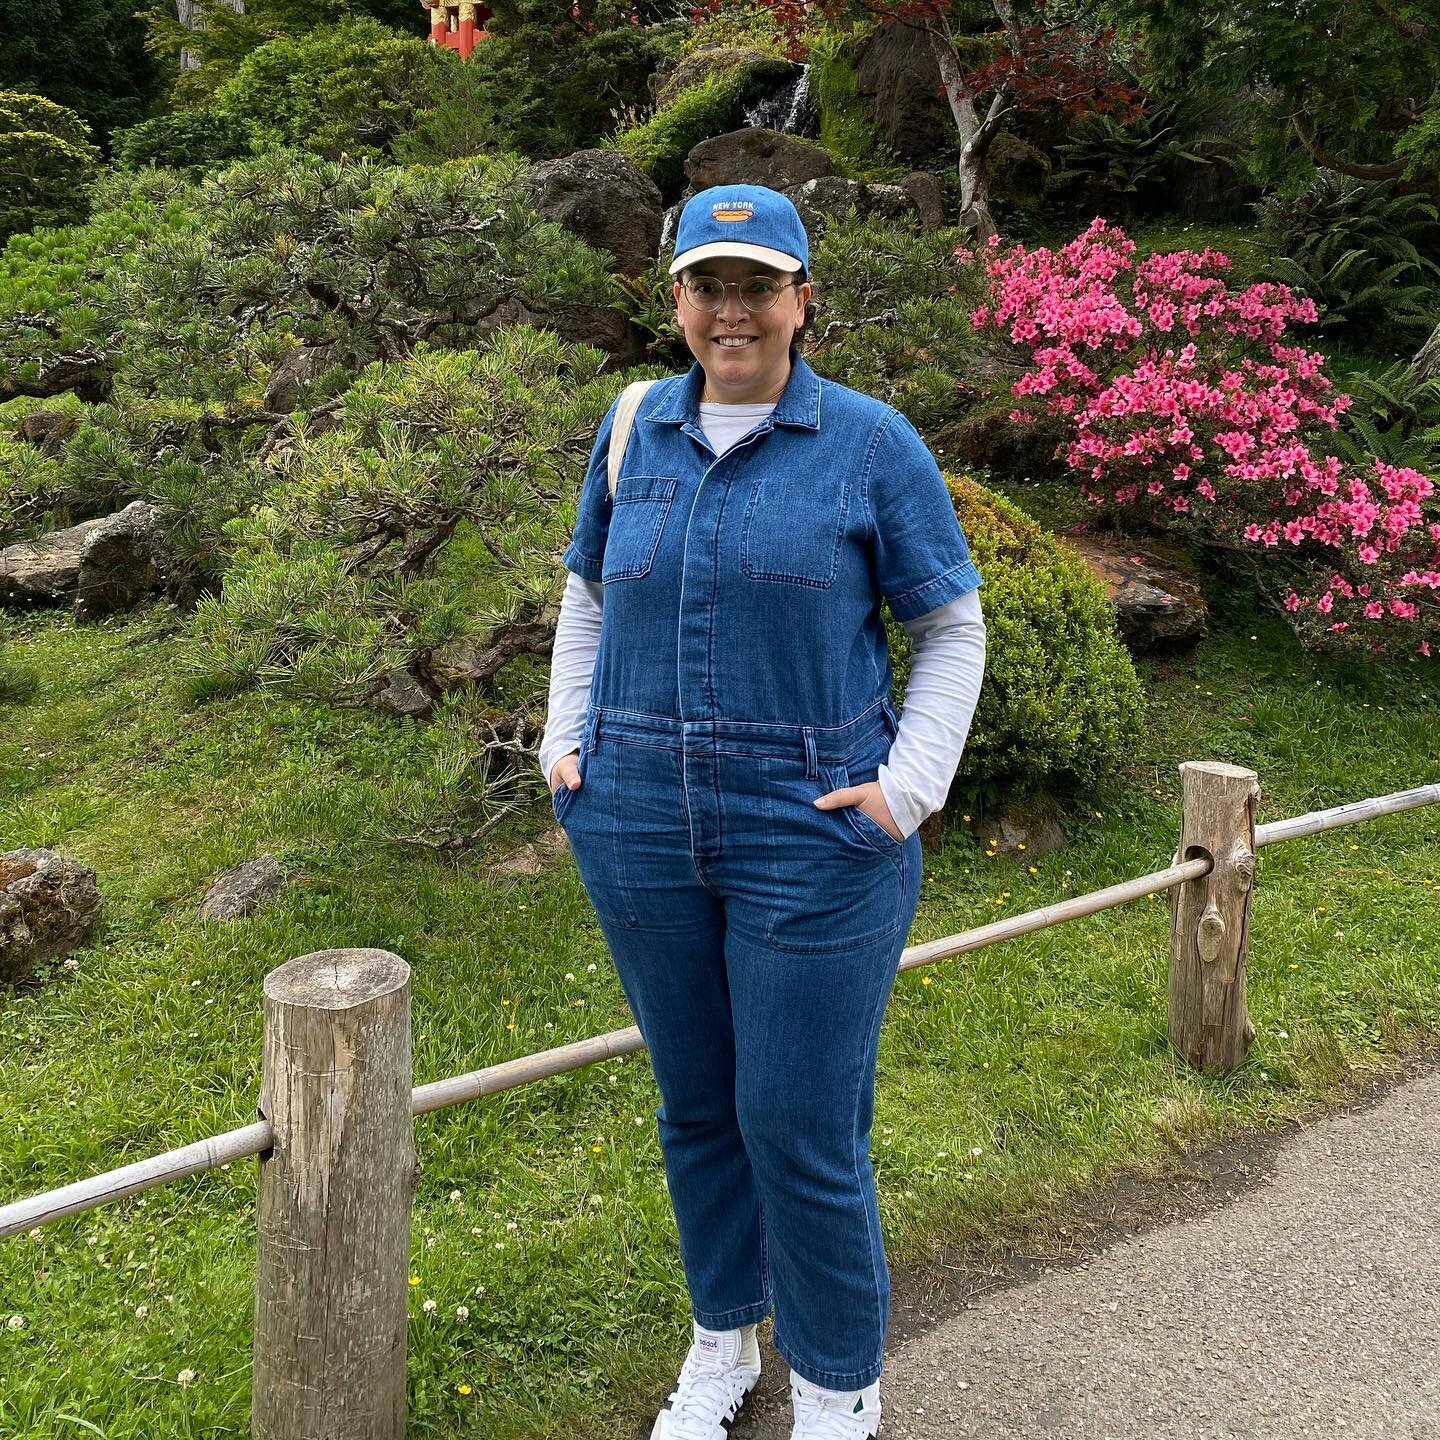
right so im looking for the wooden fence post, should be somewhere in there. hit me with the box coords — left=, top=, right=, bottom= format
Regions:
left=253, top=949, right=416, bottom=1440
left=1168, top=761, right=1260, bottom=1073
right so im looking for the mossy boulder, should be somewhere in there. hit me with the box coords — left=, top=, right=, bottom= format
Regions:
left=649, top=47, right=795, bottom=110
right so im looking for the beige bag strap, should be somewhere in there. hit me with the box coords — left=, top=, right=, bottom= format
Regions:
left=607, top=379, right=659, bottom=498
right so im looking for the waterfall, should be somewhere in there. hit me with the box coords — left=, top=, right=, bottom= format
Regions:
left=742, top=65, right=817, bottom=137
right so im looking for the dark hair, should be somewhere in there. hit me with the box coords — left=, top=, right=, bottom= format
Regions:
left=678, top=262, right=816, bottom=345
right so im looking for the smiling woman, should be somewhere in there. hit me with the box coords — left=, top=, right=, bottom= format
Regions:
left=674, top=256, right=812, bottom=403
left=539, top=183, right=987, bottom=1440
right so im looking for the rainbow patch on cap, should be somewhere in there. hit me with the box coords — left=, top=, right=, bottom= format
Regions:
left=711, top=199, right=754, bottom=222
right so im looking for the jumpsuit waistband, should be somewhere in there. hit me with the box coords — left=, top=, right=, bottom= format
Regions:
left=583, top=698, right=898, bottom=772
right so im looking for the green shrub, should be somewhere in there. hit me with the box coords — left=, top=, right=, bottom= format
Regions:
left=179, top=327, right=664, bottom=702
left=212, top=17, right=449, bottom=159
left=804, top=213, right=986, bottom=430
left=0, top=167, right=202, bottom=404
left=112, top=108, right=252, bottom=174
left=887, top=473, right=1144, bottom=807
left=1330, top=360, right=1440, bottom=476
left=1051, top=96, right=1219, bottom=218
left=0, top=92, right=102, bottom=238
left=395, top=22, right=682, bottom=164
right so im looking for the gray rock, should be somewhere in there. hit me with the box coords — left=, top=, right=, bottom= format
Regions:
left=685, top=128, right=832, bottom=193
left=200, top=855, right=288, bottom=922
left=368, top=667, right=436, bottom=718
left=264, top=344, right=336, bottom=415
left=1066, top=535, right=1208, bottom=653
left=73, top=501, right=176, bottom=621
left=853, top=20, right=952, bottom=161
left=962, top=808, right=1068, bottom=859
left=900, top=171, right=945, bottom=230
left=0, top=849, right=102, bottom=985
left=19, top=409, right=74, bottom=458
left=785, top=176, right=921, bottom=238
left=988, top=132, right=1051, bottom=200
left=0, top=515, right=108, bottom=605
left=522, top=149, right=664, bottom=279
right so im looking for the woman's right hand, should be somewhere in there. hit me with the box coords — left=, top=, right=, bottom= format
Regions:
left=549, top=749, right=582, bottom=796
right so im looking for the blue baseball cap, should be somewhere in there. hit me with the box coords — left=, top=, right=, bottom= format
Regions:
left=668, top=184, right=809, bottom=277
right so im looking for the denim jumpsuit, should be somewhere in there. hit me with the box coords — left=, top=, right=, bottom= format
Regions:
left=551, top=346, right=982, bottom=1390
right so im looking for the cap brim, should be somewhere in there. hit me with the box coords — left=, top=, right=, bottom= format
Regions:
left=668, top=241, right=804, bottom=276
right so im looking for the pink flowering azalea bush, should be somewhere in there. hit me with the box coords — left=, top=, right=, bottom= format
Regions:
left=961, top=218, right=1440, bottom=658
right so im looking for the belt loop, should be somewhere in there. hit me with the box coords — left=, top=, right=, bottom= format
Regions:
left=880, top=698, right=899, bottom=741
left=802, top=726, right=818, bottom=779
left=588, top=708, right=602, bottom=755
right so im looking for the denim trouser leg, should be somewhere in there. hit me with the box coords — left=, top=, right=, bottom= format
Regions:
left=586, top=898, right=775, bottom=1330
left=555, top=702, right=920, bottom=1388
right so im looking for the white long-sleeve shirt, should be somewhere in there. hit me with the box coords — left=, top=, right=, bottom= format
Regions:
left=540, top=399, right=987, bottom=840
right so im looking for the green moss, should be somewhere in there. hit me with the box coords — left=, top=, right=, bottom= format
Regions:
left=808, top=33, right=907, bottom=183
left=608, top=65, right=778, bottom=195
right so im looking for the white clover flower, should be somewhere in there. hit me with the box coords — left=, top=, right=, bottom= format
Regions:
left=135, top=1304, right=150, bottom=1319
left=505, top=1220, right=518, bottom=1232
left=586, top=963, right=596, bottom=973
left=970, top=1146, right=984, bottom=1157
left=6, top=1315, right=24, bottom=1331
left=422, top=1298, right=437, bottom=1314
left=424, top=1235, right=437, bottom=1249
left=455, top=1305, right=470, bottom=1321
left=564, top=972, right=575, bottom=982
left=448, top=1189, right=462, bottom=1203
left=177, top=1368, right=196, bottom=1387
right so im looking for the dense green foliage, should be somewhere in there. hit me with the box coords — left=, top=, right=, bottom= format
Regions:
left=0, top=168, right=200, bottom=411
left=208, top=17, right=449, bottom=159
left=1255, top=175, right=1440, bottom=341
left=180, top=328, right=654, bottom=702
left=0, top=93, right=103, bottom=239
left=0, top=0, right=162, bottom=146
left=1103, top=0, right=1440, bottom=191
left=805, top=214, right=987, bottom=430
left=111, top=107, right=253, bottom=174
left=918, top=474, right=1145, bottom=805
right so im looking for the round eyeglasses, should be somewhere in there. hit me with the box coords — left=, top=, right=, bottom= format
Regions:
left=680, top=275, right=800, bottom=313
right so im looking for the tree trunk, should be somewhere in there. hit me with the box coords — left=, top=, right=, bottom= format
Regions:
left=1411, top=320, right=1440, bottom=384
left=176, top=0, right=245, bottom=71
left=923, top=23, right=1006, bottom=242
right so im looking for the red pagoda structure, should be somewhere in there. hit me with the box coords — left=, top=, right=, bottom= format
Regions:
left=421, top=0, right=492, bottom=57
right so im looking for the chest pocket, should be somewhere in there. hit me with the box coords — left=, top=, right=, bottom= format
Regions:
left=603, top=475, right=677, bottom=582
left=740, top=469, right=848, bottom=589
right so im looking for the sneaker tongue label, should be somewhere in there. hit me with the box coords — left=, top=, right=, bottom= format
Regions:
left=698, top=1335, right=720, bottom=1355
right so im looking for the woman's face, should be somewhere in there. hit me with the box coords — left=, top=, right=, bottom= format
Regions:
left=673, top=255, right=811, bottom=402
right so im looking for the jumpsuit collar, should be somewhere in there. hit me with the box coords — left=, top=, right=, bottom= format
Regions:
left=644, top=345, right=823, bottom=431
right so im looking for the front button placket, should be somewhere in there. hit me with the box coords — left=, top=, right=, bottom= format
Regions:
left=676, top=416, right=776, bottom=870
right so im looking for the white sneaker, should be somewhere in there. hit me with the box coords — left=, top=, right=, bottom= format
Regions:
left=650, top=1320, right=762, bottom=1439
left=788, top=1371, right=882, bottom=1439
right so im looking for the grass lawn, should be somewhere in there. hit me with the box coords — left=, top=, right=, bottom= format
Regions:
left=1, top=579, right=1437, bottom=1439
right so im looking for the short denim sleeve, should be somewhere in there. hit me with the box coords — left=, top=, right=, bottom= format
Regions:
left=864, top=407, right=982, bottom=622
left=561, top=395, right=622, bottom=582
